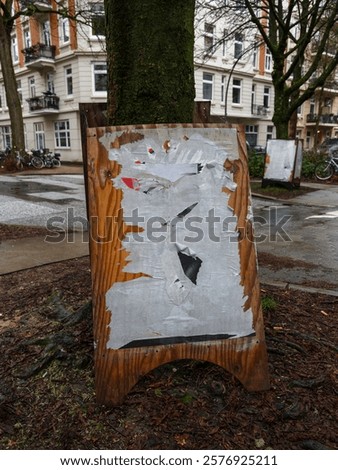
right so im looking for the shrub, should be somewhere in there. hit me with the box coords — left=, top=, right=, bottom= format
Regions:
left=248, top=150, right=265, bottom=178
left=301, top=150, right=325, bottom=179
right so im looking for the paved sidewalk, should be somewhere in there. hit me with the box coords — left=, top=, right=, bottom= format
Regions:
left=0, top=232, right=89, bottom=275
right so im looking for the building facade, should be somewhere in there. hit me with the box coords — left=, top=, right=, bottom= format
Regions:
left=1, top=1, right=337, bottom=161
left=194, top=10, right=275, bottom=149
left=0, top=0, right=107, bottom=162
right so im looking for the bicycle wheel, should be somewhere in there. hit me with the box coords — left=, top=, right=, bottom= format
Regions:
left=314, top=161, right=334, bottom=181
left=31, top=156, right=44, bottom=169
left=52, top=158, right=61, bottom=168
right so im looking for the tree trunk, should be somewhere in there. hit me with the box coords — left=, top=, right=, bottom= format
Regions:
left=105, top=0, right=196, bottom=125
left=272, top=81, right=291, bottom=140
left=0, top=20, right=26, bottom=153
left=288, top=111, right=297, bottom=139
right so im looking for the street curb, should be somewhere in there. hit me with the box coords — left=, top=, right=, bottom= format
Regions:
left=261, top=280, right=338, bottom=297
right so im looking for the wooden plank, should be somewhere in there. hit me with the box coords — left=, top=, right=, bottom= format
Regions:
left=86, top=124, right=270, bottom=405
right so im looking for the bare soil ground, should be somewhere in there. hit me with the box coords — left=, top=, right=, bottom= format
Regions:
left=0, top=250, right=337, bottom=450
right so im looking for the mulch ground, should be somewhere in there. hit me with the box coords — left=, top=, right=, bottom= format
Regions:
left=0, top=252, right=337, bottom=450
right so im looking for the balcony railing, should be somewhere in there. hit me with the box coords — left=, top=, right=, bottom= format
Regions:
left=27, top=93, right=60, bottom=113
left=22, top=44, right=56, bottom=69
left=252, top=104, right=269, bottom=116
left=306, top=113, right=338, bottom=124
left=20, top=0, right=52, bottom=11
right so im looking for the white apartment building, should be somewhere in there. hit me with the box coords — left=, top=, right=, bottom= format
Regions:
left=0, top=0, right=107, bottom=162
left=0, top=1, right=337, bottom=162
left=194, top=10, right=275, bottom=149
left=194, top=4, right=338, bottom=150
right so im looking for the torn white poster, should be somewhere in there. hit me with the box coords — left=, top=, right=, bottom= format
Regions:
left=103, top=128, right=255, bottom=349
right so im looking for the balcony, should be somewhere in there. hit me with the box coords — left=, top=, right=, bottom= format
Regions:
left=27, top=93, right=60, bottom=114
left=22, top=43, right=56, bottom=70
left=252, top=104, right=269, bottom=117
left=306, top=113, right=338, bottom=125
left=20, top=0, right=52, bottom=11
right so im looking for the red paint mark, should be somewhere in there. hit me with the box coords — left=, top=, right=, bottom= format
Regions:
left=121, top=177, right=140, bottom=190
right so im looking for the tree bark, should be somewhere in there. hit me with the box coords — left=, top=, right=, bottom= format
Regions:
left=0, top=19, right=26, bottom=152
left=272, top=81, right=290, bottom=140
left=105, top=0, right=196, bottom=125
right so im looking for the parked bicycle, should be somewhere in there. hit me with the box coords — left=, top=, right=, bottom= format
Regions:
left=0, top=147, right=11, bottom=166
left=1, top=148, right=33, bottom=170
left=28, top=149, right=45, bottom=169
left=315, top=145, right=338, bottom=181
left=28, top=149, right=61, bottom=168
left=1, top=147, right=61, bottom=170
left=43, top=150, right=61, bottom=168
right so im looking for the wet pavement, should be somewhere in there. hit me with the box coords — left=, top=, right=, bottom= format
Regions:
left=252, top=198, right=338, bottom=288
left=0, top=172, right=87, bottom=230
left=1, top=168, right=338, bottom=294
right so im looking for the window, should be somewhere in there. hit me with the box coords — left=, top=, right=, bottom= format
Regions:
left=310, top=97, right=315, bottom=115
left=24, top=29, right=31, bottom=48
left=34, top=122, right=45, bottom=149
left=234, top=33, right=244, bottom=59
left=204, top=23, right=215, bottom=55
left=1, top=126, right=12, bottom=149
left=324, top=98, right=332, bottom=109
left=11, top=36, right=19, bottom=63
left=46, top=72, right=55, bottom=94
left=306, top=131, right=311, bottom=148
left=263, top=86, right=270, bottom=108
left=0, top=86, right=6, bottom=109
left=267, top=125, right=274, bottom=141
left=265, top=48, right=272, bottom=71
left=65, top=66, right=73, bottom=96
left=92, top=63, right=107, bottom=93
left=232, top=78, right=242, bottom=104
left=60, top=17, right=70, bottom=43
left=28, top=76, right=36, bottom=98
left=235, top=0, right=245, bottom=10
left=221, top=75, right=226, bottom=103
left=90, top=3, right=105, bottom=37
left=251, top=84, right=256, bottom=111
left=42, top=21, right=51, bottom=46
left=252, top=44, right=258, bottom=68
left=17, top=80, right=23, bottom=104
left=202, top=72, right=213, bottom=100
left=245, top=125, right=258, bottom=147
left=222, top=29, right=228, bottom=57
left=54, top=120, right=71, bottom=148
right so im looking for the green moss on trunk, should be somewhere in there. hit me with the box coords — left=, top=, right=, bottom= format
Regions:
left=105, top=0, right=195, bottom=125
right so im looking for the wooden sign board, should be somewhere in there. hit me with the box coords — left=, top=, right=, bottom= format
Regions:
left=262, top=139, right=303, bottom=188
left=86, top=124, right=269, bottom=405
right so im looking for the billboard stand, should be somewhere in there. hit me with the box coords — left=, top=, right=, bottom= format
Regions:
left=262, top=139, right=303, bottom=189
left=86, top=124, right=270, bottom=405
